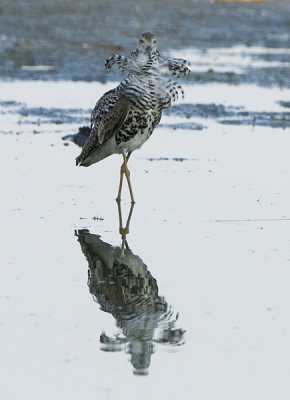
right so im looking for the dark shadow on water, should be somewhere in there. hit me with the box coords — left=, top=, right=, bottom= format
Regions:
left=75, top=203, right=185, bottom=375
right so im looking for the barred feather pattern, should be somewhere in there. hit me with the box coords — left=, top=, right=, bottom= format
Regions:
left=105, top=55, right=132, bottom=74
left=106, top=53, right=190, bottom=78
left=105, top=54, right=160, bottom=76
left=159, top=58, right=191, bottom=78
left=130, top=48, right=161, bottom=61
left=76, top=83, right=126, bottom=165
left=76, top=52, right=188, bottom=166
left=114, top=80, right=159, bottom=145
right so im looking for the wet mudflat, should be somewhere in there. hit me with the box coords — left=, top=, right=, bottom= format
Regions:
left=1, top=0, right=290, bottom=86
left=1, top=1, right=290, bottom=399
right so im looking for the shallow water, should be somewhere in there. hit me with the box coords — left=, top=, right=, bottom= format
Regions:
left=1, top=0, right=290, bottom=86
left=1, top=79, right=290, bottom=399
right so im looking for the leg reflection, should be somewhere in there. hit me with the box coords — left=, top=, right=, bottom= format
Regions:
left=117, top=200, right=135, bottom=252
left=75, top=202, right=185, bottom=375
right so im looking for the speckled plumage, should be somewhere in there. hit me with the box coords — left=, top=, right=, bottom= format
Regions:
left=76, top=32, right=190, bottom=201
left=105, top=31, right=190, bottom=78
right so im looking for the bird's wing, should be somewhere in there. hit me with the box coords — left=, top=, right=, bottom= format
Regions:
left=98, top=95, right=131, bottom=145
left=159, top=58, right=191, bottom=78
left=76, top=95, right=130, bottom=166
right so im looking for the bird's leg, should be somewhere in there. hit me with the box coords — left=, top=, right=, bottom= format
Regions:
left=124, top=155, right=135, bottom=204
left=116, top=152, right=128, bottom=202
left=117, top=153, right=135, bottom=203
left=116, top=161, right=125, bottom=202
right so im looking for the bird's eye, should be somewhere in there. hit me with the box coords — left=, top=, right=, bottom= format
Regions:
left=140, top=38, right=144, bottom=43
left=153, top=39, right=156, bottom=43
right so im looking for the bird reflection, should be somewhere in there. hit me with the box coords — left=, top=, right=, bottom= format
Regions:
left=75, top=202, right=185, bottom=375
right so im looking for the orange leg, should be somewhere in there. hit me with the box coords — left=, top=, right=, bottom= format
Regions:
left=116, top=153, right=135, bottom=203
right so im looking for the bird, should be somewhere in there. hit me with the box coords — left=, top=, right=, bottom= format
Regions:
left=106, top=32, right=190, bottom=78
left=105, top=31, right=161, bottom=71
left=76, top=32, right=190, bottom=203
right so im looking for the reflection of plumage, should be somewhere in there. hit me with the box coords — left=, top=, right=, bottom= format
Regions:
left=76, top=32, right=190, bottom=202
left=75, top=222, right=185, bottom=375
left=77, top=229, right=161, bottom=309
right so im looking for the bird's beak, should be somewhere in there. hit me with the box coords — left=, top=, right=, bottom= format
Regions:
left=146, top=46, right=153, bottom=59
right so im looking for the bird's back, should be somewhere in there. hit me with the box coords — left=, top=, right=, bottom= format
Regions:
left=76, top=54, right=187, bottom=168
left=76, top=83, right=125, bottom=166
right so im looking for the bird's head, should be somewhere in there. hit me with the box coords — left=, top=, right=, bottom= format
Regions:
left=137, top=32, right=157, bottom=59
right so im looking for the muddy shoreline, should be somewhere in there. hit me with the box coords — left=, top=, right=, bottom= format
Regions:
left=1, top=0, right=290, bottom=86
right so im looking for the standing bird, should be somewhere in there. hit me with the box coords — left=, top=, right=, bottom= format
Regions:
left=76, top=32, right=190, bottom=203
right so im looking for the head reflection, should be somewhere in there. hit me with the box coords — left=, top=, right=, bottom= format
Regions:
left=75, top=203, right=185, bottom=375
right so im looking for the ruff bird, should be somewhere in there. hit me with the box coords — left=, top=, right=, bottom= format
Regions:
left=76, top=32, right=190, bottom=203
